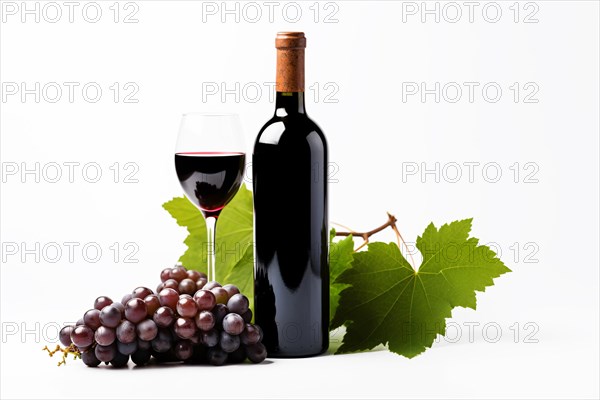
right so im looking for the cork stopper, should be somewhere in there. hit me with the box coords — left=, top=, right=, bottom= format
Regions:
left=275, top=32, right=306, bottom=92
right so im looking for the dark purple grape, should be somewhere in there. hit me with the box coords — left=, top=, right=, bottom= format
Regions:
left=201, top=329, right=219, bottom=347
left=174, top=317, right=196, bottom=339
left=222, top=284, right=240, bottom=298
left=94, top=296, right=113, bottom=310
left=160, top=268, right=172, bottom=282
left=59, top=326, right=74, bottom=347
left=211, top=287, right=229, bottom=304
left=195, top=310, right=215, bottom=331
left=131, top=349, right=151, bottom=366
left=83, top=309, right=102, bottom=330
left=131, top=350, right=151, bottom=366
left=196, top=278, right=208, bottom=290
left=144, top=294, right=161, bottom=317
left=116, top=320, right=137, bottom=343
left=186, top=345, right=207, bottom=364
left=132, top=287, right=153, bottom=299
left=227, top=346, right=247, bottom=364
left=227, top=294, right=249, bottom=315
left=76, top=318, right=85, bottom=326
left=152, top=349, right=178, bottom=363
left=207, top=347, right=227, bottom=366
left=163, top=279, right=179, bottom=291
left=151, top=329, right=173, bottom=353
left=112, top=302, right=125, bottom=313
left=95, top=326, right=116, bottom=346
left=219, top=331, right=240, bottom=353
left=158, top=288, right=179, bottom=309
left=125, top=298, right=147, bottom=324
left=81, top=349, right=101, bottom=367
left=186, top=270, right=202, bottom=282
left=178, top=279, right=197, bottom=295
left=137, top=339, right=151, bottom=350
left=203, top=281, right=221, bottom=291
left=136, top=319, right=158, bottom=341
left=255, top=324, right=263, bottom=341
left=246, top=342, right=267, bottom=363
left=241, top=323, right=261, bottom=345
left=117, top=340, right=138, bottom=355
left=174, top=340, right=194, bottom=360
left=153, top=306, right=175, bottom=328
left=241, top=309, right=253, bottom=323
left=156, top=282, right=165, bottom=293
left=193, top=290, right=216, bottom=311
left=121, top=293, right=133, bottom=305
left=99, top=305, right=122, bottom=328
left=95, top=343, right=117, bottom=363
left=70, top=325, right=94, bottom=348
left=212, top=304, right=229, bottom=326
left=177, top=296, right=198, bottom=318
left=110, top=352, right=129, bottom=368
left=222, top=313, right=245, bottom=335
left=170, top=266, right=187, bottom=282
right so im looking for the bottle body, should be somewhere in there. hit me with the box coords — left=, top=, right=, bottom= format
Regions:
left=253, top=91, right=329, bottom=357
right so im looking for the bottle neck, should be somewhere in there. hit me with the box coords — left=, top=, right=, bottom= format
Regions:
left=275, top=92, right=306, bottom=115
left=275, top=32, right=307, bottom=115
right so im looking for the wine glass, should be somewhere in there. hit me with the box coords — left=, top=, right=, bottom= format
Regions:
left=175, top=113, right=246, bottom=282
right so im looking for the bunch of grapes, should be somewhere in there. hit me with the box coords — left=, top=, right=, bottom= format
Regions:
left=57, top=265, right=267, bottom=367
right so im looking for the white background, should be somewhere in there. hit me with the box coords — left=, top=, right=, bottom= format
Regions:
left=1, top=1, right=599, bottom=399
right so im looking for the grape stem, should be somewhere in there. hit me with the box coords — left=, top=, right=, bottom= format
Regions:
left=334, top=213, right=417, bottom=269
left=43, top=344, right=81, bottom=367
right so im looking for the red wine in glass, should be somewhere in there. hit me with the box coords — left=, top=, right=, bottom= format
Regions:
left=175, top=152, right=246, bottom=218
left=174, top=112, right=246, bottom=282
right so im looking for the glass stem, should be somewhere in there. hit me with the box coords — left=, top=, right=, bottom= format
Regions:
left=206, top=216, right=217, bottom=282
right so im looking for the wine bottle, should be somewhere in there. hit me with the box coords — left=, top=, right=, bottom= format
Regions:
left=253, top=32, right=329, bottom=357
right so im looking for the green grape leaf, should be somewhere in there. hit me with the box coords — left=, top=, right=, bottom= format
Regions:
left=331, top=218, right=511, bottom=358
left=161, top=196, right=207, bottom=272
left=329, top=231, right=354, bottom=323
left=162, top=185, right=254, bottom=302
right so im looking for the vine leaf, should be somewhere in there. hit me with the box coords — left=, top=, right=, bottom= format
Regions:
left=329, top=230, right=354, bottom=323
left=331, top=219, right=511, bottom=358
